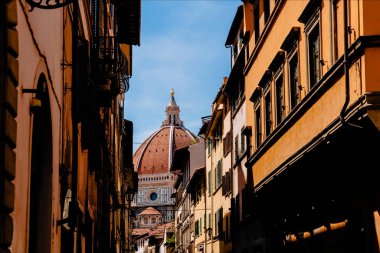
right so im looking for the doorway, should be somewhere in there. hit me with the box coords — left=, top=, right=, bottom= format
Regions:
left=28, top=75, right=53, bottom=253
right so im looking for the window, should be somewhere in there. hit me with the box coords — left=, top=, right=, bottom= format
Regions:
left=298, top=0, right=321, bottom=89
left=264, top=0, right=270, bottom=23
left=195, top=220, right=199, bottom=237
left=223, top=131, right=232, bottom=157
left=241, top=128, right=246, bottom=153
left=288, top=51, right=300, bottom=109
left=231, top=76, right=245, bottom=114
left=214, top=160, right=222, bottom=190
left=255, top=104, right=262, bottom=147
left=200, top=217, right=202, bottom=235
left=215, top=208, right=223, bottom=237
left=281, top=27, right=300, bottom=111
left=264, top=90, right=272, bottom=137
left=275, top=70, right=284, bottom=125
left=232, top=28, right=244, bottom=63
left=207, top=139, right=211, bottom=156
left=234, top=135, right=239, bottom=161
left=332, top=0, right=344, bottom=62
left=308, top=24, right=320, bottom=88
left=204, top=214, right=206, bottom=232
left=254, top=3, right=260, bottom=43
left=208, top=171, right=211, bottom=195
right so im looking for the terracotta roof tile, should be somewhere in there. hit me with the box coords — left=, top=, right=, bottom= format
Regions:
left=138, top=206, right=162, bottom=216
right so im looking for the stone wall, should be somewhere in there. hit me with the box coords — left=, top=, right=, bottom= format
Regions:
left=0, top=1, right=18, bottom=252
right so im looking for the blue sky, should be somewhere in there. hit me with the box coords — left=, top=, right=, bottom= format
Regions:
left=124, top=0, right=241, bottom=152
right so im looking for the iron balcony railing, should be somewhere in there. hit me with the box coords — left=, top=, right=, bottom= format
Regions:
left=92, top=35, right=130, bottom=99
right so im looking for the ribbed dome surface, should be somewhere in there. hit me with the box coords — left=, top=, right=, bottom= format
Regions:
left=133, top=90, right=197, bottom=175
left=133, top=125, right=197, bottom=175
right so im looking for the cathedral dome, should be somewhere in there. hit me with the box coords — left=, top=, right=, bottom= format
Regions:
left=133, top=90, right=197, bottom=175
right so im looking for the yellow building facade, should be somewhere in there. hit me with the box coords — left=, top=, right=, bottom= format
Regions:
left=203, top=79, right=233, bottom=253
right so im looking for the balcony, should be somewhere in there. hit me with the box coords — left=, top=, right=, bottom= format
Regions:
left=91, top=36, right=130, bottom=106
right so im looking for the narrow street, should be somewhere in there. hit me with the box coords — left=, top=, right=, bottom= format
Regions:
left=2, top=0, right=380, bottom=253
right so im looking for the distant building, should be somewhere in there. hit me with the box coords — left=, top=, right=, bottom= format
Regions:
left=132, top=90, right=197, bottom=224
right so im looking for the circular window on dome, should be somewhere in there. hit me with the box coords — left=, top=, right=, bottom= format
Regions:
left=150, top=192, right=158, bottom=201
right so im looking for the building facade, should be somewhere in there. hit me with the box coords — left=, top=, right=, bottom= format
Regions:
left=241, top=0, right=380, bottom=252
left=0, top=0, right=140, bottom=252
left=181, top=1, right=380, bottom=253
left=171, top=137, right=205, bottom=253
left=132, top=91, right=198, bottom=227
left=201, top=78, right=233, bottom=253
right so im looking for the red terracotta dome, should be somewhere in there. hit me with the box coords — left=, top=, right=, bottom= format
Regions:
left=133, top=90, right=197, bottom=175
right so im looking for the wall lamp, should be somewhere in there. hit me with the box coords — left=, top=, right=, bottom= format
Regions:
left=22, top=81, right=47, bottom=113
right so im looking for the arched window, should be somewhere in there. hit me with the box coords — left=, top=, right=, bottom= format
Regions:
left=143, top=217, right=148, bottom=224
left=151, top=217, right=156, bottom=224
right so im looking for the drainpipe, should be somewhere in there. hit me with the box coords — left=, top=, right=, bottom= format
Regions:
left=339, top=0, right=350, bottom=124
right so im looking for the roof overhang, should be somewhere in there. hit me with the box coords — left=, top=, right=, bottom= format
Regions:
left=205, top=108, right=223, bottom=138
left=116, top=0, right=141, bottom=45
left=198, top=116, right=211, bottom=136
left=225, top=5, right=244, bottom=46
left=170, top=147, right=189, bottom=172
left=186, top=167, right=205, bottom=193
left=223, top=48, right=246, bottom=94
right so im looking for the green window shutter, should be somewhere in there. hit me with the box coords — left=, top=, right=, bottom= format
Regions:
left=208, top=171, right=211, bottom=194
left=200, top=217, right=202, bottom=234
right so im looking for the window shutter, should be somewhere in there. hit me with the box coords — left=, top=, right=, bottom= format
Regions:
left=208, top=171, right=211, bottom=194
left=219, top=208, right=223, bottom=236
left=226, top=171, right=231, bottom=194
left=222, top=175, right=226, bottom=196
left=218, top=160, right=222, bottom=187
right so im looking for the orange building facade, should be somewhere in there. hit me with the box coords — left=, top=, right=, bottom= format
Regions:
left=0, top=0, right=140, bottom=252
left=227, top=0, right=380, bottom=252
